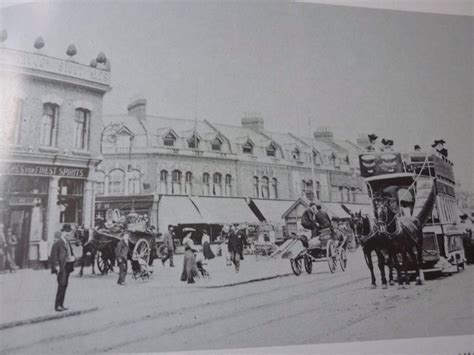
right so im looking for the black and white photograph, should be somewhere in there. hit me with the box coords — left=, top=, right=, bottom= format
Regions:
left=0, top=0, right=472, bottom=354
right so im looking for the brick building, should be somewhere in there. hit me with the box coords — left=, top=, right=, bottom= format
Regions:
left=97, top=98, right=369, bottom=233
left=0, top=37, right=111, bottom=268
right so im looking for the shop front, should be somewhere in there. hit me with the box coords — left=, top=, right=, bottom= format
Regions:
left=0, top=161, right=90, bottom=268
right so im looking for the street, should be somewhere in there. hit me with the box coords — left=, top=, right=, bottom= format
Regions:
left=1, top=250, right=472, bottom=354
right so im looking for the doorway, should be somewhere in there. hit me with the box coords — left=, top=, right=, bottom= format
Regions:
left=9, top=208, right=32, bottom=269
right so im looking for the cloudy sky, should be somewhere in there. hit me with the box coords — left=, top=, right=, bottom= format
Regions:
left=1, top=1, right=472, bottom=189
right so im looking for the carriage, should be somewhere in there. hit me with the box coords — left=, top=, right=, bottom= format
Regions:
left=84, top=209, right=161, bottom=278
left=359, top=150, right=466, bottom=273
left=289, top=227, right=347, bottom=276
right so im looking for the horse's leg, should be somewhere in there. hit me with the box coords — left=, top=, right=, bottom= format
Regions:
left=375, top=249, right=387, bottom=288
left=364, top=247, right=376, bottom=288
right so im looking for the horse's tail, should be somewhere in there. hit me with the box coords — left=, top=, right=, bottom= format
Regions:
left=415, top=179, right=437, bottom=227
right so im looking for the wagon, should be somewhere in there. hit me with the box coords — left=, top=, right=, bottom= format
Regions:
left=289, top=228, right=347, bottom=276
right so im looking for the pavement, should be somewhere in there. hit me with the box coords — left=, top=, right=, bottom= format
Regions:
left=0, top=253, right=291, bottom=330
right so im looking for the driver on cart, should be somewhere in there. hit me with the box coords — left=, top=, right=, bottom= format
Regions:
left=300, top=202, right=335, bottom=248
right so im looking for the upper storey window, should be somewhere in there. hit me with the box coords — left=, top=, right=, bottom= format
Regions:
left=242, top=140, right=253, bottom=154
left=211, top=137, right=222, bottom=151
left=163, top=133, right=176, bottom=147
left=188, top=134, right=200, bottom=149
left=266, top=143, right=276, bottom=157
left=2, top=97, right=22, bottom=145
left=292, top=147, right=300, bottom=161
left=74, top=108, right=90, bottom=150
left=40, top=103, right=59, bottom=147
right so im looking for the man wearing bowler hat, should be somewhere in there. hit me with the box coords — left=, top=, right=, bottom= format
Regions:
left=51, top=224, right=75, bottom=311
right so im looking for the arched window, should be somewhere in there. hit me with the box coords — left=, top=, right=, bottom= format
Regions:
left=339, top=186, right=344, bottom=201
left=3, top=97, right=22, bottom=145
left=171, top=170, right=182, bottom=194
left=128, top=170, right=141, bottom=194
left=302, top=179, right=313, bottom=199
left=202, top=173, right=210, bottom=195
left=351, top=187, right=357, bottom=202
left=109, top=169, right=125, bottom=194
left=96, top=171, right=105, bottom=195
left=163, top=132, right=176, bottom=147
left=159, top=170, right=168, bottom=194
left=346, top=187, right=351, bottom=202
left=74, top=108, right=90, bottom=150
left=225, top=174, right=232, bottom=196
left=316, top=181, right=321, bottom=200
left=253, top=176, right=259, bottom=197
left=261, top=176, right=269, bottom=199
left=272, top=178, right=278, bottom=199
left=41, top=103, right=59, bottom=146
left=185, top=171, right=193, bottom=194
left=213, top=173, right=222, bottom=196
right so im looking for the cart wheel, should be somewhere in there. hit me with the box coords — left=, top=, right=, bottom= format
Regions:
left=327, top=240, right=337, bottom=273
left=96, top=250, right=112, bottom=275
left=133, top=239, right=150, bottom=266
left=304, top=254, right=313, bottom=274
left=290, top=258, right=302, bottom=276
left=339, top=248, right=347, bottom=271
left=156, top=244, right=167, bottom=259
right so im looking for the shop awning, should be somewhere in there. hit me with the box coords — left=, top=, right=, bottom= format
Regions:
left=158, top=195, right=205, bottom=232
left=191, top=196, right=260, bottom=225
left=324, top=203, right=351, bottom=219
left=342, top=203, right=374, bottom=218
left=249, top=199, right=295, bottom=223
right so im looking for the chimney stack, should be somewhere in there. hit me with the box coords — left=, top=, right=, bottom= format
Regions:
left=313, top=127, right=334, bottom=142
left=241, top=113, right=264, bottom=133
left=127, top=98, right=147, bottom=122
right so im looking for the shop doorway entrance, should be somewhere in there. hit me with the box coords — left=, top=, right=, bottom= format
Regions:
left=9, top=208, right=31, bottom=269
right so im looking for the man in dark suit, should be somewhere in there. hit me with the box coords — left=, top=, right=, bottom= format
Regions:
left=161, top=225, right=175, bottom=267
left=315, top=203, right=332, bottom=231
left=51, top=224, right=75, bottom=312
left=301, top=202, right=319, bottom=238
left=115, top=232, right=130, bottom=285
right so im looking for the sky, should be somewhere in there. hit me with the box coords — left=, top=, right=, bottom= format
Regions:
left=1, top=1, right=473, bottom=190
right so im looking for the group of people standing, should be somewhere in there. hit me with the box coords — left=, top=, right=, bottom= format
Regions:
left=0, top=224, right=19, bottom=272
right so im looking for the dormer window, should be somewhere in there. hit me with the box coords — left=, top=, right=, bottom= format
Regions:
left=242, top=140, right=253, bottom=154
left=188, top=134, right=200, bottom=149
left=266, top=144, right=276, bottom=157
left=163, top=132, right=176, bottom=147
left=292, top=147, right=300, bottom=160
left=211, top=137, right=222, bottom=151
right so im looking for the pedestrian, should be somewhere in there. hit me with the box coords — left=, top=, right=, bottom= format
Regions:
left=236, top=225, right=248, bottom=260
left=162, top=225, right=175, bottom=267
left=182, top=232, right=193, bottom=249
left=0, top=225, right=6, bottom=271
left=5, top=227, right=19, bottom=270
left=201, top=229, right=215, bottom=260
left=115, top=232, right=130, bottom=285
left=180, top=240, right=199, bottom=284
left=51, top=224, right=75, bottom=312
left=228, top=226, right=243, bottom=273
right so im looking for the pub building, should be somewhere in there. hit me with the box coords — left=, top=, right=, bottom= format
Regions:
left=0, top=32, right=111, bottom=268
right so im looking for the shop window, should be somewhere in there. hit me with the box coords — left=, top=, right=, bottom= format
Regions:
left=253, top=176, right=259, bottom=197
left=163, top=133, right=176, bottom=147
left=40, top=103, right=59, bottom=146
left=128, top=170, right=141, bottom=194
left=171, top=170, right=182, bottom=194
left=261, top=176, right=270, bottom=199
left=5, top=176, right=49, bottom=194
left=272, top=178, right=278, bottom=199
left=58, top=178, right=84, bottom=225
left=160, top=170, right=168, bottom=194
left=109, top=169, right=125, bottom=194
left=225, top=174, right=232, bottom=196
left=185, top=172, right=193, bottom=194
left=96, top=171, right=105, bottom=195
left=202, top=173, right=210, bottom=195
left=74, top=108, right=90, bottom=150
left=213, top=173, right=222, bottom=196
left=211, top=137, right=222, bottom=151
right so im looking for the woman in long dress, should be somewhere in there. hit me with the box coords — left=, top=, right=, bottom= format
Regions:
left=201, top=230, right=215, bottom=260
left=180, top=240, right=199, bottom=284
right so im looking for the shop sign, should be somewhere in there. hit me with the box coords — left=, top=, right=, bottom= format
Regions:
left=329, top=172, right=362, bottom=189
left=0, top=162, right=88, bottom=179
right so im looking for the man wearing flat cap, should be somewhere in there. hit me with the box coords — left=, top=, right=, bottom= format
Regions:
left=51, top=224, right=75, bottom=311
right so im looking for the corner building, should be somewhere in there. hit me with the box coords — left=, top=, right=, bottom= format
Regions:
left=0, top=42, right=111, bottom=268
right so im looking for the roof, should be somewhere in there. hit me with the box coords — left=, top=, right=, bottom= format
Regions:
left=212, top=123, right=271, bottom=146
left=103, top=114, right=147, bottom=136
left=250, top=199, right=295, bottom=223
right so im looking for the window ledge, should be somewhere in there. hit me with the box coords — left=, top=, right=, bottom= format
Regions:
left=39, top=146, right=60, bottom=154
left=3, top=144, right=29, bottom=152
left=71, top=150, right=91, bottom=157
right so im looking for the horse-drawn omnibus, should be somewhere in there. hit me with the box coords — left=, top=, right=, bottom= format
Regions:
left=359, top=149, right=465, bottom=273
